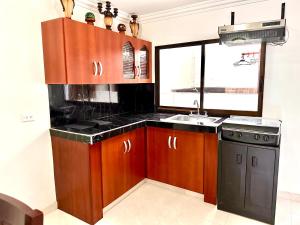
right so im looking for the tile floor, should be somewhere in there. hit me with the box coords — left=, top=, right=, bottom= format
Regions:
left=44, top=181, right=300, bottom=225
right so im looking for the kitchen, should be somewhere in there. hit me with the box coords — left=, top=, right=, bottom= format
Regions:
left=0, top=0, right=299, bottom=225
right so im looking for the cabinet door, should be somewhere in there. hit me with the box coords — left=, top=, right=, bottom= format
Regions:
left=101, top=133, right=128, bottom=207
left=126, top=128, right=146, bottom=190
left=96, top=29, right=122, bottom=84
left=94, top=27, right=108, bottom=83
left=170, top=130, right=204, bottom=193
left=245, top=147, right=276, bottom=220
left=147, top=127, right=174, bottom=183
left=135, top=40, right=152, bottom=82
left=219, top=141, right=247, bottom=209
left=42, top=18, right=67, bottom=84
left=121, top=36, right=136, bottom=81
left=64, top=19, right=97, bottom=84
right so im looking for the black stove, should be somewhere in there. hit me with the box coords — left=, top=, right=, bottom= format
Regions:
left=221, top=116, right=281, bottom=147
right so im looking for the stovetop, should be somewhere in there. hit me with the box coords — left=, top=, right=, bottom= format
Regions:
left=221, top=116, right=281, bottom=147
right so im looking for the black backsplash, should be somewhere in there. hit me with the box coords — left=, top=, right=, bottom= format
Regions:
left=48, top=84, right=155, bottom=127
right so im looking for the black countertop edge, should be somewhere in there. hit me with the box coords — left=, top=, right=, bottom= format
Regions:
left=50, top=116, right=222, bottom=145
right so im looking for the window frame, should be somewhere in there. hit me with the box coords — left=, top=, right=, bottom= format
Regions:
left=155, top=39, right=266, bottom=117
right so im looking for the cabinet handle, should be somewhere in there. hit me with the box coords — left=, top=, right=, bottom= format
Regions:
left=98, top=61, right=103, bottom=77
left=252, top=156, right=258, bottom=167
left=139, top=66, right=142, bottom=77
left=236, top=154, right=242, bottom=164
left=127, top=139, right=131, bottom=152
left=168, top=136, right=172, bottom=149
left=134, top=66, right=138, bottom=78
left=173, top=137, right=177, bottom=150
left=93, top=61, right=98, bottom=76
left=123, top=141, right=128, bottom=153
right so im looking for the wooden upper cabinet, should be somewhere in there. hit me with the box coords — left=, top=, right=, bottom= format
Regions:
left=42, top=18, right=100, bottom=84
left=41, top=18, right=152, bottom=84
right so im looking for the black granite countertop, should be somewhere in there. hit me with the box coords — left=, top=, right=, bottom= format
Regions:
left=50, top=113, right=223, bottom=144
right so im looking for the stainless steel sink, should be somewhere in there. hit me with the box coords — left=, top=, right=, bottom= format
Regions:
left=162, top=114, right=219, bottom=125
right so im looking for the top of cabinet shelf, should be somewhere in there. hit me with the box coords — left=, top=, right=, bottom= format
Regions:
left=42, top=17, right=151, bottom=43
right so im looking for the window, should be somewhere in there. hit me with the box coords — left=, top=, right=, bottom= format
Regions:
left=155, top=40, right=266, bottom=116
left=159, top=45, right=202, bottom=108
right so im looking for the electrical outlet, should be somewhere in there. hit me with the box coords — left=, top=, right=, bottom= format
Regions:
left=21, top=114, right=35, bottom=122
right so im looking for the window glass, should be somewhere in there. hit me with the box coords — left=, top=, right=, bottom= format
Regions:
left=204, top=43, right=261, bottom=111
left=159, top=46, right=201, bottom=108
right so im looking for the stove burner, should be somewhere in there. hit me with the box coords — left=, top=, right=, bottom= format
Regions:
left=221, top=116, right=281, bottom=147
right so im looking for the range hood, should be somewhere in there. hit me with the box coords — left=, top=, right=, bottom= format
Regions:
left=218, top=19, right=286, bottom=46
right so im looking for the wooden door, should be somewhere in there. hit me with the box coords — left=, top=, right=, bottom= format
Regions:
left=101, top=133, right=128, bottom=207
left=170, top=130, right=204, bottom=193
left=64, top=19, right=97, bottom=84
left=147, top=127, right=174, bottom=183
left=120, top=35, right=136, bottom=82
left=41, top=18, right=67, bottom=84
left=135, top=40, right=152, bottom=83
left=126, top=128, right=146, bottom=190
left=219, top=141, right=247, bottom=210
left=98, top=30, right=122, bottom=84
left=94, top=27, right=108, bottom=83
left=245, top=147, right=276, bottom=221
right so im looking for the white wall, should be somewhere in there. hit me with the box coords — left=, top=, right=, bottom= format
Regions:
left=0, top=0, right=122, bottom=212
left=141, top=0, right=300, bottom=194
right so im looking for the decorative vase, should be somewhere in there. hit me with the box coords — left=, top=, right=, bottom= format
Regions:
left=117, top=23, right=126, bottom=34
left=60, top=0, right=75, bottom=18
left=85, top=12, right=96, bottom=25
left=130, top=15, right=139, bottom=38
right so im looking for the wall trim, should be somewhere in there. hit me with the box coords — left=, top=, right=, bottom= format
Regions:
left=139, top=0, right=268, bottom=24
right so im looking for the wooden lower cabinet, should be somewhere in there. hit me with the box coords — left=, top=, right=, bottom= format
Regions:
left=101, top=128, right=146, bottom=207
left=50, top=126, right=218, bottom=225
left=147, top=127, right=218, bottom=204
left=147, top=127, right=204, bottom=194
left=51, top=136, right=103, bottom=225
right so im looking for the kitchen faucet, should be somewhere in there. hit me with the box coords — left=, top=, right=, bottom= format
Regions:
left=191, top=100, right=208, bottom=117
left=193, top=100, right=200, bottom=115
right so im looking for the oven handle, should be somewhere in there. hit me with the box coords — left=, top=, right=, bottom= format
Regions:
left=222, top=127, right=280, bottom=136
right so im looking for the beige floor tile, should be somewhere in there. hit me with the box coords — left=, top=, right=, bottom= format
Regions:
left=225, top=213, right=267, bottom=225
left=291, top=201, right=300, bottom=225
left=44, top=210, right=88, bottom=225
left=44, top=183, right=298, bottom=225
left=275, top=198, right=292, bottom=225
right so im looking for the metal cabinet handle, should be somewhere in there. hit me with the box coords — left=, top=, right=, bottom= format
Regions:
left=173, top=137, right=177, bottom=150
left=252, top=156, right=258, bottom=167
left=98, top=61, right=103, bottom=77
left=123, top=141, right=128, bottom=153
left=127, top=139, right=131, bottom=152
left=134, top=66, right=138, bottom=77
left=168, top=136, right=172, bottom=149
left=236, top=154, right=242, bottom=164
left=93, top=61, right=98, bottom=76
left=139, top=66, right=142, bottom=77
